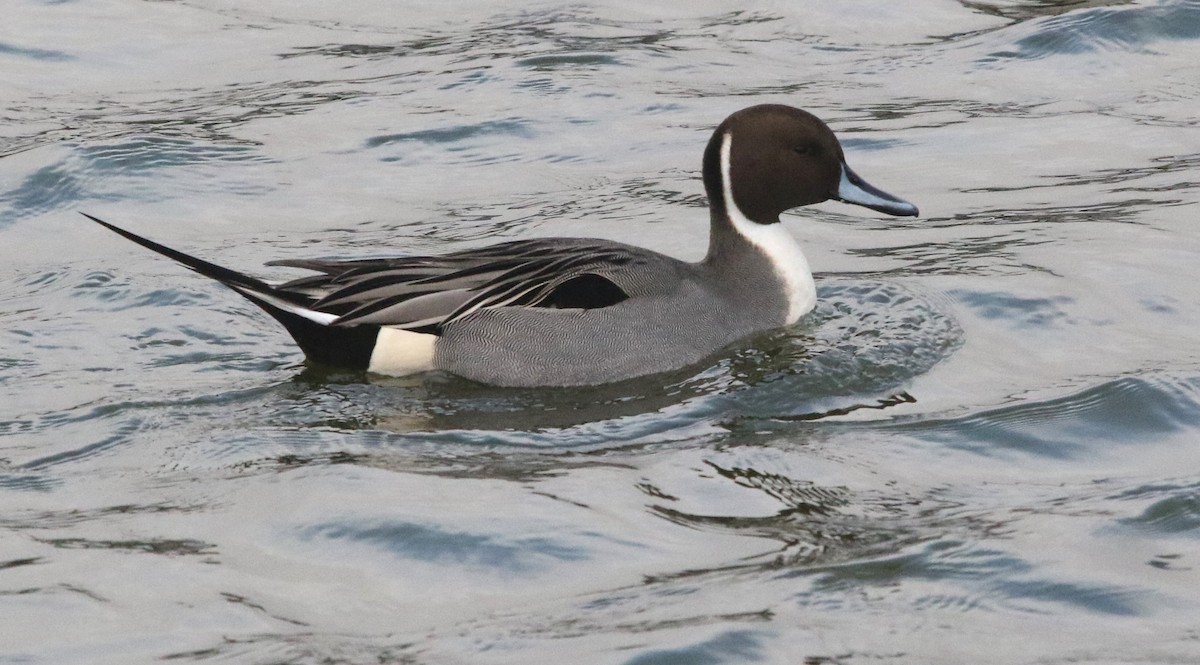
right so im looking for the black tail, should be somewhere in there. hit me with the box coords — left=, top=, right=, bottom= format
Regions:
left=84, top=213, right=378, bottom=369
left=82, top=213, right=278, bottom=295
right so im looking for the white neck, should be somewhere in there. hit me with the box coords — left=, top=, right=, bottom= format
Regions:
left=719, top=132, right=816, bottom=324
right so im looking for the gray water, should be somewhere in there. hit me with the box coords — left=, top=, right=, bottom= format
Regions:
left=3, top=1, right=1200, bottom=663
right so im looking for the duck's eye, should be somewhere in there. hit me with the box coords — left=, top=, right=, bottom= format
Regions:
left=793, top=144, right=817, bottom=156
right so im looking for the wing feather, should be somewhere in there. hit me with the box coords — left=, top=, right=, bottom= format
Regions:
left=268, top=238, right=657, bottom=332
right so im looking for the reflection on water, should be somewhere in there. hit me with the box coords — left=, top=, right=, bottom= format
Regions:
left=3, top=0, right=1200, bottom=663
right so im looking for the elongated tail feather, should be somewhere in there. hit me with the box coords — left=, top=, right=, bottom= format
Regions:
left=82, top=213, right=278, bottom=294
left=83, top=213, right=379, bottom=369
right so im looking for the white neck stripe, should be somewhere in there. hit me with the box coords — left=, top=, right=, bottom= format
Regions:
left=718, top=132, right=816, bottom=324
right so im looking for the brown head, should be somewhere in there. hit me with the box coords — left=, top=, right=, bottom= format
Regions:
left=702, top=104, right=917, bottom=224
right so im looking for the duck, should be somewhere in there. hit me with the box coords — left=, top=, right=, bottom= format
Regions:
left=86, top=104, right=917, bottom=387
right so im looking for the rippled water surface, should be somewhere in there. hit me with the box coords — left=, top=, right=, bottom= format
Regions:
left=4, top=1, right=1200, bottom=662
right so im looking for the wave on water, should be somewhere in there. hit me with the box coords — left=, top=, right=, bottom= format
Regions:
left=891, top=373, right=1200, bottom=459
left=983, top=1, right=1200, bottom=61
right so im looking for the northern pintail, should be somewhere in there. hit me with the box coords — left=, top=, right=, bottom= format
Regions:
left=86, top=104, right=917, bottom=386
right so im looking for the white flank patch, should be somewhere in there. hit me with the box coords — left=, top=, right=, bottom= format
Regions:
left=368, top=326, right=437, bottom=376
left=719, top=132, right=816, bottom=324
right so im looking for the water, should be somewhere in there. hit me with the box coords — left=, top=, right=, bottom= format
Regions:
left=3, top=0, right=1200, bottom=662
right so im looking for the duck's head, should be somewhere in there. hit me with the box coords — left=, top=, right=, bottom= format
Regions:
left=702, top=104, right=918, bottom=224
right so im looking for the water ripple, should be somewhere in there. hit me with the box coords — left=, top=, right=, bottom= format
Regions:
left=301, top=520, right=590, bottom=573
left=984, top=2, right=1200, bottom=61
left=0, top=41, right=73, bottom=62
left=798, top=538, right=1147, bottom=616
left=1118, top=490, right=1200, bottom=536
left=895, top=374, right=1200, bottom=458
left=0, top=137, right=272, bottom=227
left=3, top=1, right=1199, bottom=662
left=621, top=629, right=767, bottom=665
